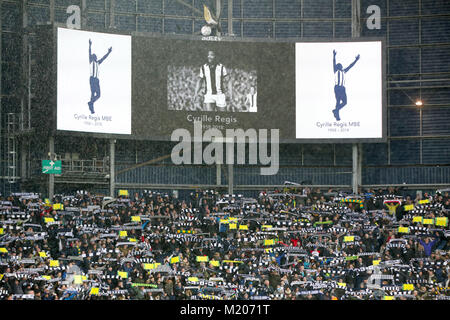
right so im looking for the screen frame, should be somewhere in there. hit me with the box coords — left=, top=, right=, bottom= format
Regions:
left=291, top=38, right=387, bottom=144
left=52, top=24, right=387, bottom=144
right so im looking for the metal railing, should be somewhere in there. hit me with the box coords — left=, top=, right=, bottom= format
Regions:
left=61, top=159, right=108, bottom=174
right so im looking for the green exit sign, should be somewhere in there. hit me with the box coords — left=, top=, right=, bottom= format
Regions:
left=42, top=160, right=62, bottom=174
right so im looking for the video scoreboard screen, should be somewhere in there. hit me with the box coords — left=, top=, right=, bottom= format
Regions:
left=54, top=27, right=385, bottom=143
left=295, top=41, right=383, bottom=140
left=57, top=28, right=132, bottom=134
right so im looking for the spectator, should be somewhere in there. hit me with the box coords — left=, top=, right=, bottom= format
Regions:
left=418, top=237, right=438, bottom=257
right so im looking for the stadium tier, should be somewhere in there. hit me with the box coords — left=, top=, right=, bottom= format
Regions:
left=0, top=187, right=448, bottom=300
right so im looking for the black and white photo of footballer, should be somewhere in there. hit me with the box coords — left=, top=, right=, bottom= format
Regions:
left=167, top=49, right=257, bottom=112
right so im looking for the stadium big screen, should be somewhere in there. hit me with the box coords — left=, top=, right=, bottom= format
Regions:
left=54, top=26, right=386, bottom=143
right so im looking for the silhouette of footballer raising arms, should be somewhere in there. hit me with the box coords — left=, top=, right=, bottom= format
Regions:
left=88, top=39, right=112, bottom=114
left=332, top=50, right=360, bottom=121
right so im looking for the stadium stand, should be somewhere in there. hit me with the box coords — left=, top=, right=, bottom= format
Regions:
left=0, top=188, right=448, bottom=300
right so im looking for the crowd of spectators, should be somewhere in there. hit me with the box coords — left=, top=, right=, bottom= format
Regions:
left=167, top=65, right=257, bottom=112
left=0, top=186, right=449, bottom=300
